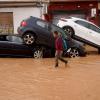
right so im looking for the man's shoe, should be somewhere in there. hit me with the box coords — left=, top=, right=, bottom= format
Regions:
left=65, top=61, right=68, bottom=64
left=65, top=61, right=68, bottom=67
left=55, top=64, right=58, bottom=68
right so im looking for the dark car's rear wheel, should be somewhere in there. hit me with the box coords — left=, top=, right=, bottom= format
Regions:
left=67, top=48, right=79, bottom=58
left=33, top=47, right=43, bottom=59
left=23, top=33, right=35, bottom=45
left=63, top=26, right=74, bottom=37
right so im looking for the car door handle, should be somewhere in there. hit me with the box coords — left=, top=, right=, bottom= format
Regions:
left=89, top=31, right=92, bottom=33
left=74, top=25, right=77, bottom=27
left=89, top=32, right=95, bottom=36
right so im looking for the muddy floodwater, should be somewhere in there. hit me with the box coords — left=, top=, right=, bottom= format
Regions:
left=0, top=53, right=100, bottom=100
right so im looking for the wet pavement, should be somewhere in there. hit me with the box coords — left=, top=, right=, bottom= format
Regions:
left=0, top=48, right=100, bottom=100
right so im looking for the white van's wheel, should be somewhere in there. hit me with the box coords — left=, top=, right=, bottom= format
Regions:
left=63, top=26, right=74, bottom=37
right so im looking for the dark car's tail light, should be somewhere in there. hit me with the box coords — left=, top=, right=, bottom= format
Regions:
left=21, top=21, right=27, bottom=27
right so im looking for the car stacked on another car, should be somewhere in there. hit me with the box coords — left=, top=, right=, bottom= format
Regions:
left=55, top=17, right=100, bottom=53
left=17, top=16, right=86, bottom=58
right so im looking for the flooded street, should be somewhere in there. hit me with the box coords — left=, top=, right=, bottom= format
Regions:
left=0, top=54, right=100, bottom=100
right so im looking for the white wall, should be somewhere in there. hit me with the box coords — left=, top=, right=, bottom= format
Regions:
left=0, top=0, right=49, bottom=2
left=0, top=7, right=41, bottom=34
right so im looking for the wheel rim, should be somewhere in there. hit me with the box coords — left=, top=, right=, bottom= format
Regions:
left=23, top=34, right=35, bottom=45
left=64, top=28, right=73, bottom=36
left=34, top=50, right=43, bottom=59
left=69, top=48, right=79, bottom=58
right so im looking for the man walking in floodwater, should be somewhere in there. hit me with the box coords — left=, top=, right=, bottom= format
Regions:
left=53, top=31, right=68, bottom=67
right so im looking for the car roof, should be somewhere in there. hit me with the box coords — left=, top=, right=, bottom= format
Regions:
left=59, top=16, right=99, bottom=28
left=71, top=17, right=88, bottom=22
left=70, top=17, right=97, bottom=26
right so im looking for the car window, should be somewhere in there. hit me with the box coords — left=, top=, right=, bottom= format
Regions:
left=50, top=24, right=67, bottom=38
left=52, top=18, right=59, bottom=25
left=36, top=20, right=48, bottom=29
left=75, top=20, right=89, bottom=28
left=0, top=36, right=7, bottom=41
left=88, top=24, right=100, bottom=33
left=6, top=36, right=23, bottom=43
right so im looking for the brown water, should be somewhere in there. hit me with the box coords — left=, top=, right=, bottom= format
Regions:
left=0, top=54, right=100, bottom=100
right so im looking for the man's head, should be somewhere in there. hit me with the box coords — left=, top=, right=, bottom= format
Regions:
left=53, top=31, right=59, bottom=38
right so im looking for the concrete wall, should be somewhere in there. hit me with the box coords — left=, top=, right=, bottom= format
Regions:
left=0, top=7, right=41, bottom=34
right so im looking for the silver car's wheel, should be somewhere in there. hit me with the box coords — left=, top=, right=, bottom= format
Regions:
left=23, top=33, right=35, bottom=45
left=34, top=49, right=43, bottom=59
left=63, top=27, right=74, bottom=37
left=69, top=48, right=79, bottom=58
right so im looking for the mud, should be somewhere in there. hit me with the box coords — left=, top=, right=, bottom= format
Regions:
left=0, top=52, right=100, bottom=100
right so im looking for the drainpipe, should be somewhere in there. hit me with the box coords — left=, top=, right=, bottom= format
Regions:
left=38, top=0, right=49, bottom=19
left=39, top=0, right=43, bottom=18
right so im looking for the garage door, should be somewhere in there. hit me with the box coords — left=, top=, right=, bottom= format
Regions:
left=0, top=12, right=13, bottom=35
left=52, top=10, right=86, bottom=24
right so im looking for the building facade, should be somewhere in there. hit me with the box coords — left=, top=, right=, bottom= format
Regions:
left=0, top=0, right=49, bottom=34
left=0, top=0, right=100, bottom=35
left=45, top=0, right=99, bottom=26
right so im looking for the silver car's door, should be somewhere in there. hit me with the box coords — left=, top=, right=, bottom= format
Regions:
left=88, top=23, right=100, bottom=46
left=74, top=20, right=93, bottom=41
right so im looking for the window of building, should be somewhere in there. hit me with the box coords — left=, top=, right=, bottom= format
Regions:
left=0, top=12, right=13, bottom=35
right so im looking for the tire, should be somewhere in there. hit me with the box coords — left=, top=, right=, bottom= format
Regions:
left=33, top=48, right=43, bottom=59
left=23, top=33, right=35, bottom=45
left=68, top=48, right=79, bottom=58
left=63, top=26, right=74, bottom=37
